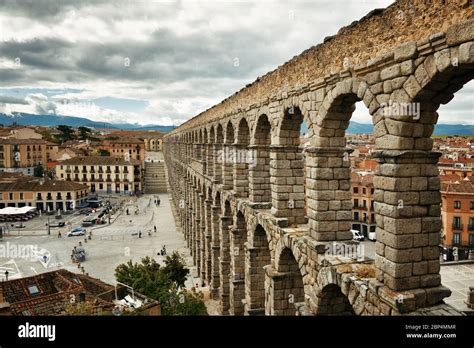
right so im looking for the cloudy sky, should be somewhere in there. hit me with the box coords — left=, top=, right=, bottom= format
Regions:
left=0, top=0, right=471, bottom=126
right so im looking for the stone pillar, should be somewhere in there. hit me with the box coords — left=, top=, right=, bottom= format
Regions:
left=207, top=144, right=214, bottom=178
left=213, top=144, right=223, bottom=184
left=269, top=145, right=305, bottom=225
left=233, top=143, right=249, bottom=198
left=229, top=225, right=247, bottom=315
left=210, top=205, right=221, bottom=300
left=202, top=143, right=208, bottom=175
left=373, top=150, right=447, bottom=297
left=199, top=193, right=206, bottom=281
left=219, top=215, right=232, bottom=314
left=305, top=146, right=352, bottom=241
left=244, top=242, right=269, bottom=315
left=264, top=266, right=303, bottom=316
left=248, top=144, right=271, bottom=203
left=221, top=144, right=233, bottom=190
left=205, top=199, right=213, bottom=284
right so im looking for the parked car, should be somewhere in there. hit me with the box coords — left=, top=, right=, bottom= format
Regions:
left=82, top=220, right=94, bottom=227
left=67, top=227, right=86, bottom=237
left=15, top=222, right=26, bottom=228
left=351, top=229, right=365, bottom=241
left=49, top=221, right=66, bottom=228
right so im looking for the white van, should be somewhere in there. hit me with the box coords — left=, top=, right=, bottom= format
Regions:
left=368, top=231, right=376, bottom=241
left=351, top=229, right=365, bottom=241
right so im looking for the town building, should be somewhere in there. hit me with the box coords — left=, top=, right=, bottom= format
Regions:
left=55, top=156, right=142, bottom=194
left=350, top=171, right=376, bottom=238
left=101, top=137, right=145, bottom=161
left=0, top=139, right=59, bottom=175
left=0, top=177, right=88, bottom=211
left=0, top=269, right=160, bottom=316
left=440, top=177, right=474, bottom=261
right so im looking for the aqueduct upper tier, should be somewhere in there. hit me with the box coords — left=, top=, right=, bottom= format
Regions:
left=163, top=0, right=474, bottom=315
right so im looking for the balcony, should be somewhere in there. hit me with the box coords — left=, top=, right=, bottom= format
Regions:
left=452, top=223, right=463, bottom=231
left=115, top=177, right=121, bottom=182
left=106, top=178, right=112, bottom=182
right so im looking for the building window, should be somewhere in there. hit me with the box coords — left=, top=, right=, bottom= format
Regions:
left=469, top=217, right=474, bottom=231
left=453, top=217, right=462, bottom=230
left=353, top=187, right=358, bottom=194
left=20, top=193, right=24, bottom=200
left=454, top=201, right=461, bottom=209
left=469, top=234, right=474, bottom=247
left=362, top=188, right=366, bottom=195
left=453, top=233, right=461, bottom=245
left=353, top=199, right=358, bottom=208
left=470, top=201, right=474, bottom=210
left=354, top=212, right=359, bottom=221
left=9, top=193, right=13, bottom=200
left=371, top=188, right=374, bottom=195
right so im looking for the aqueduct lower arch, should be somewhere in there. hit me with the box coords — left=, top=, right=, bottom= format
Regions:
left=164, top=1, right=473, bottom=315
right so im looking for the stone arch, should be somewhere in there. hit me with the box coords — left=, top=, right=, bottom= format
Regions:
left=234, top=118, right=251, bottom=198
left=249, top=114, right=272, bottom=203
left=213, top=123, right=224, bottom=183
left=265, top=247, right=305, bottom=315
left=317, top=284, right=355, bottom=316
left=314, top=78, right=369, bottom=148
left=229, top=210, right=248, bottom=315
left=225, top=120, right=235, bottom=144
left=304, top=79, right=369, bottom=242
left=372, top=46, right=474, bottom=292
left=245, top=224, right=271, bottom=315
left=221, top=121, right=235, bottom=190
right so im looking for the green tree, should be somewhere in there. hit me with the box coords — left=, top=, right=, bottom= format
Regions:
left=57, top=125, right=75, bottom=143
left=98, top=149, right=110, bottom=156
left=115, top=256, right=207, bottom=316
left=163, top=251, right=189, bottom=288
left=78, top=126, right=91, bottom=140
left=33, top=163, right=44, bottom=177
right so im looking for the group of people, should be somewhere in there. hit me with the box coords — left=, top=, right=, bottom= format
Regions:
left=158, top=245, right=167, bottom=256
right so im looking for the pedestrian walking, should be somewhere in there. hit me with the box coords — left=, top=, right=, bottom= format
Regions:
left=58, top=231, right=62, bottom=238
left=154, top=225, right=157, bottom=233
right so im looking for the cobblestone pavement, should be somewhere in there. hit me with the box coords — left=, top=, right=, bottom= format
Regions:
left=0, top=194, right=193, bottom=286
left=440, top=263, right=474, bottom=313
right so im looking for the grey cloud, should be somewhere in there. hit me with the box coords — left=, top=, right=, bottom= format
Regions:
left=0, top=95, right=28, bottom=104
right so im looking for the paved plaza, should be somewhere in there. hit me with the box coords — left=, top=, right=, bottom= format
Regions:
left=0, top=194, right=194, bottom=286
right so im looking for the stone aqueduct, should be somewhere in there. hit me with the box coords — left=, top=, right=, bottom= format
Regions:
left=163, top=1, right=474, bottom=315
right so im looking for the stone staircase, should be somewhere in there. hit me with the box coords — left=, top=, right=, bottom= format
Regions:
left=144, top=161, right=168, bottom=193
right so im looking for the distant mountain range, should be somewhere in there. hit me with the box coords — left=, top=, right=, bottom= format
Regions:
left=0, top=113, right=472, bottom=136
left=0, top=112, right=175, bottom=133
